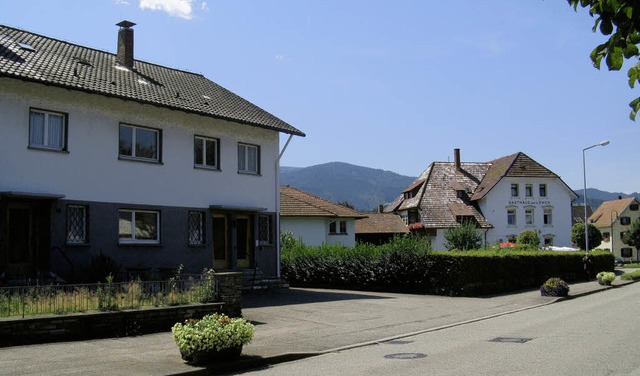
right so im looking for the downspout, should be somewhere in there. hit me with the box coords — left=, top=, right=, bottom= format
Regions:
left=275, top=134, right=294, bottom=278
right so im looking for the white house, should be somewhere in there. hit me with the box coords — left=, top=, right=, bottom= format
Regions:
left=0, top=22, right=304, bottom=284
left=591, top=197, right=640, bottom=261
left=386, top=149, right=577, bottom=250
left=280, top=186, right=366, bottom=247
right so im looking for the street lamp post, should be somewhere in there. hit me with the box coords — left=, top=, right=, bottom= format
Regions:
left=583, top=140, right=610, bottom=254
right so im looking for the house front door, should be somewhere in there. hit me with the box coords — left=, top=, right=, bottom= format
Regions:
left=236, top=215, right=253, bottom=269
left=6, top=204, right=34, bottom=277
left=212, top=214, right=230, bottom=270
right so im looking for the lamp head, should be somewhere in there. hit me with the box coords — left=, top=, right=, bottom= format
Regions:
left=599, top=140, right=610, bottom=146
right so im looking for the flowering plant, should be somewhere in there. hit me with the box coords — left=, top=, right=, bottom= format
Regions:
left=172, top=313, right=254, bottom=362
left=540, top=277, right=570, bottom=297
left=596, top=271, right=616, bottom=285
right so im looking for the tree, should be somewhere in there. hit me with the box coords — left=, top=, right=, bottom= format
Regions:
left=337, top=201, right=356, bottom=210
left=517, top=230, right=540, bottom=248
left=443, top=221, right=483, bottom=251
left=568, top=0, right=640, bottom=119
left=571, top=222, right=603, bottom=250
left=622, top=218, right=640, bottom=254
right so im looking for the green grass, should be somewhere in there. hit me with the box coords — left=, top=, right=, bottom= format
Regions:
left=621, top=270, right=640, bottom=281
left=624, top=263, right=640, bottom=268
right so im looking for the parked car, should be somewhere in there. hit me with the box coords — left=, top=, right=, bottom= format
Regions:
left=614, top=258, right=625, bottom=267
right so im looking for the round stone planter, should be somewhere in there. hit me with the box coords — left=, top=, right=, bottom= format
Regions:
left=180, top=346, right=243, bottom=365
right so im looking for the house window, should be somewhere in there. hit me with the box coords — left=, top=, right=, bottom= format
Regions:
left=539, top=184, right=547, bottom=197
left=404, top=191, right=414, bottom=199
left=602, top=232, right=610, bottom=240
left=194, top=136, right=219, bottom=169
left=188, top=211, right=205, bottom=245
left=507, top=208, right=517, bottom=226
left=329, top=220, right=347, bottom=235
left=525, top=184, right=533, bottom=197
left=621, top=248, right=633, bottom=258
left=119, top=124, right=160, bottom=162
left=525, top=207, right=534, bottom=225
left=258, top=215, right=273, bottom=245
left=29, top=109, right=66, bottom=150
left=511, top=184, right=519, bottom=197
left=67, top=205, right=88, bottom=244
left=544, top=235, right=554, bottom=246
left=119, top=209, right=160, bottom=244
left=238, top=143, right=260, bottom=174
left=630, top=204, right=639, bottom=211
left=543, top=208, right=553, bottom=225
left=408, top=210, right=420, bottom=225
left=620, top=216, right=631, bottom=225
left=507, top=235, right=517, bottom=243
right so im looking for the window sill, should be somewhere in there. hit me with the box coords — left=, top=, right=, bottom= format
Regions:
left=118, top=242, right=162, bottom=247
left=118, top=156, right=163, bottom=165
left=328, top=233, right=348, bottom=236
left=28, top=145, right=68, bottom=154
left=194, top=165, right=221, bottom=172
left=237, top=171, right=261, bottom=176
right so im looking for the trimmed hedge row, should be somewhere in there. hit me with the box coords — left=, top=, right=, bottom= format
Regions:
left=281, top=240, right=614, bottom=296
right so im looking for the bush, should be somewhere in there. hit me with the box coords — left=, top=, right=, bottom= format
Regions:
left=172, top=313, right=254, bottom=362
left=621, top=270, right=640, bottom=281
left=517, top=230, right=540, bottom=248
left=443, top=221, right=482, bottom=251
left=540, top=277, right=569, bottom=297
left=596, top=271, right=616, bottom=285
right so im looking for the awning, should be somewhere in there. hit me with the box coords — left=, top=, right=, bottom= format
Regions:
left=209, top=205, right=267, bottom=212
left=0, top=191, right=65, bottom=200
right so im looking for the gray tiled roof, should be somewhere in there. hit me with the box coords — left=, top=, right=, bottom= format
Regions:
left=0, top=24, right=305, bottom=137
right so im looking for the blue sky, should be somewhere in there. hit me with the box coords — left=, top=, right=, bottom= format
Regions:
left=3, top=0, right=638, bottom=193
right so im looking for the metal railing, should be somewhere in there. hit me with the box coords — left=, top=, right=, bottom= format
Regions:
left=0, top=278, right=218, bottom=318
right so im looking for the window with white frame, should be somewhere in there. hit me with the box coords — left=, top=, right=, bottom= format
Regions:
left=258, top=215, right=273, bottom=245
left=543, top=207, right=553, bottom=225
left=188, top=211, right=205, bottom=245
left=525, top=184, right=533, bottom=197
left=29, top=109, right=66, bottom=150
left=119, top=209, right=160, bottom=243
left=238, top=143, right=260, bottom=174
left=67, top=205, right=88, bottom=244
left=539, top=184, right=547, bottom=197
left=507, top=207, right=517, bottom=226
left=511, top=184, right=519, bottom=197
left=119, top=124, right=160, bottom=162
left=194, top=136, right=219, bottom=169
left=329, top=220, right=347, bottom=235
left=525, top=207, right=534, bottom=225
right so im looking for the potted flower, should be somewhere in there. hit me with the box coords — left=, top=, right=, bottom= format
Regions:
left=596, top=271, right=616, bottom=286
left=540, top=277, right=570, bottom=297
left=172, top=313, right=255, bottom=365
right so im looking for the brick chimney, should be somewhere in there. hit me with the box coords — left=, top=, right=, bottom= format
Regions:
left=454, top=148, right=461, bottom=171
left=116, top=20, right=136, bottom=69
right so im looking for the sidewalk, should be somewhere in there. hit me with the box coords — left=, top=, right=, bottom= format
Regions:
left=0, top=278, right=633, bottom=376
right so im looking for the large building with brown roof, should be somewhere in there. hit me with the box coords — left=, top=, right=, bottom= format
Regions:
left=280, top=186, right=366, bottom=247
left=591, top=197, right=640, bottom=261
left=0, top=22, right=304, bottom=284
left=386, top=149, right=578, bottom=250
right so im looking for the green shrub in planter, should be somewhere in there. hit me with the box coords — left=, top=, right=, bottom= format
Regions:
left=596, top=271, right=616, bottom=285
left=172, top=313, right=254, bottom=364
left=540, top=277, right=570, bottom=297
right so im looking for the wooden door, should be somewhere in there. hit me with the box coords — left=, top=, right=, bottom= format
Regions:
left=236, top=215, right=253, bottom=269
left=6, top=205, right=33, bottom=276
left=212, top=214, right=229, bottom=269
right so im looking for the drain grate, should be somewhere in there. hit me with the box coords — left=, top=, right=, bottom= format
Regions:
left=384, top=353, right=427, bottom=360
left=386, top=340, right=414, bottom=345
left=490, top=337, right=532, bottom=343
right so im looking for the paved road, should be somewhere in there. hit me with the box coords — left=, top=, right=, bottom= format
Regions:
left=242, top=282, right=640, bottom=375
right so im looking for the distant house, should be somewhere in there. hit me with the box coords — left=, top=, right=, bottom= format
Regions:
left=386, top=149, right=578, bottom=250
left=572, top=204, right=594, bottom=226
left=355, top=213, right=409, bottom=245
left=0, top=22, right=304, bottom=284
left=591, top=197, right=640, bottom=261
left=280, top=186, right=366, bottom=247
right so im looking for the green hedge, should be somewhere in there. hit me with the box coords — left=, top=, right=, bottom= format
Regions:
left=281, top=239, right=614, bottom=296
